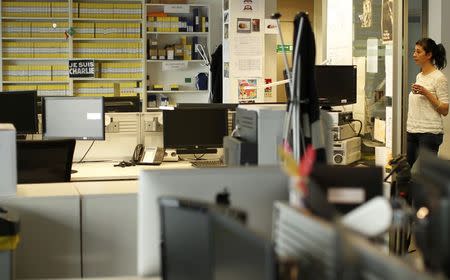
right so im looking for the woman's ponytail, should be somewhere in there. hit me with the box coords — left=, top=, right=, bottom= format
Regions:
left=434, top=43, right=447, bottom=70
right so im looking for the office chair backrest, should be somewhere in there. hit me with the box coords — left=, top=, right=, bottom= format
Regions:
left=16, top=139, right=76, bottom=184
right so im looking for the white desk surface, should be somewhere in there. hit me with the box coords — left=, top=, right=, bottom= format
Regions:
left=71, top=161, right=193, bottom=182
left=15, top=183, right=79, bottom=197
left=76, top=180, right=138, bottom=195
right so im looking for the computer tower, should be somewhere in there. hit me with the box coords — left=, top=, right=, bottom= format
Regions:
left=0, top=124, right=16, bottom=196
left=235, top=105, right=285, bottom=165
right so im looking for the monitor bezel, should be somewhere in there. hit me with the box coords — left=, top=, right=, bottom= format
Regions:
left=42, top=96, right=105, bottom=141
left=0, top=90, right=39, bottom=134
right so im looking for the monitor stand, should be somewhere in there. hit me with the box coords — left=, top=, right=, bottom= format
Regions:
left=320, top=105, right=332, bottom=111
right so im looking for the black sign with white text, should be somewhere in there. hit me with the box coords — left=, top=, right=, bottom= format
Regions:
left=69, top=60, right=95, bottom=78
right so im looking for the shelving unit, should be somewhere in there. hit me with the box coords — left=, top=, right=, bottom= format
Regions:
left=144, top=2, right=210, bottom=107
left=0, top=0, right=212, bottom=111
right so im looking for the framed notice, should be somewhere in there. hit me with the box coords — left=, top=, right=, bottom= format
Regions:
left=69, top=59, right=95, bottom=78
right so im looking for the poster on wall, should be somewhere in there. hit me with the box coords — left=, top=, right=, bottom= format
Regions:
left=238, top=79, right=257, bottom=102
left=264, top=78, right=272, bottom=98
left=381, top=0, right=393, bottom=43
left=241, top=0, right=257, bottom=13
left=360, top=0, right=373, bottom=28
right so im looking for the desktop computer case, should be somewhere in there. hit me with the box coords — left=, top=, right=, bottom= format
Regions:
left=235, top=105, right=285, bottom=165
left=0, top=124, right=16, bottom=196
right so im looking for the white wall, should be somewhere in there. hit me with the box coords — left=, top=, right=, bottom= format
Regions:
left=429, top=0, right=450, bottom=159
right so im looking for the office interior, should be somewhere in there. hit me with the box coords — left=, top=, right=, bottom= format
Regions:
left=1, top=0, right=450, bottom=279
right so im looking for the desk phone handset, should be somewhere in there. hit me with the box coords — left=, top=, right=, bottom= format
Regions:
left=132, top=144, right=164, bottom=165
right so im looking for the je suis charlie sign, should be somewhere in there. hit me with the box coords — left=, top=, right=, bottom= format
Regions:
left=69, top=60, right=95, bottom=78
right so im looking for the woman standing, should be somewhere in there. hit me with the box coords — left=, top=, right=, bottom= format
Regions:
left=407, top=38, right=448, bottom=168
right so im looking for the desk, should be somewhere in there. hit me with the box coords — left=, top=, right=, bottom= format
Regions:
left=71, top=161, right=192, bottom=182
left=0, top=183, right=81, bottom=279
left=76, top=180, right=139, bottom=277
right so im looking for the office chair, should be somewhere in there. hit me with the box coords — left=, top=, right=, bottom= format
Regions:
left=16, top=139, right=76, bottom=184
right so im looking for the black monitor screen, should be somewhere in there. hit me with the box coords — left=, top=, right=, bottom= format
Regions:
left=309, top=164, right=383, bottom=215
left=163, top=108, right=228, bottom=154
left=16, top=139, right=75, bottom=184
left=160, top=197, right=213, bottom=280
left=0, top=91, right=38, bottom=134
left=43, top=97, right=105, bottom=140
left=212, top=211, right=276, bottom=280
left=315, top=65, right=357, bottom=107
left=104, top=95, right=141, bottom=112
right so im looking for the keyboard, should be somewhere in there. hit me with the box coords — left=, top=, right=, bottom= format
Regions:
left=191, top=160, right=227, bottom=168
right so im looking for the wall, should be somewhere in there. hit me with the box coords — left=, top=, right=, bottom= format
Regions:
left=428, top=0, right=450, bottom=159
left=276, top=0, right=315, bottom=102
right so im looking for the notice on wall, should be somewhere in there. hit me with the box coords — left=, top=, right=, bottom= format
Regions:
left=234, top=57, right=262, bottom=77
left=367, top=38, right=378, bottom=73
left=162, top=61, right=188, bottom=71
left=69, top=59, right=95, bottom=78
left=264, top=19, right=279, bottom=34
left=326, top=0, right=352, bottom=64
left=164, top=5, right=189, bottom=14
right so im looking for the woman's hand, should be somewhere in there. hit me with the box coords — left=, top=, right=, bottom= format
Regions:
left=411, top=84, right=429, bottom=96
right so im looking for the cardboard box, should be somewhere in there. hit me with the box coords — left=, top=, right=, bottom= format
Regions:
left=158, top=49, right=166, bottom=60
left=149, top=48, right=158, bottom=60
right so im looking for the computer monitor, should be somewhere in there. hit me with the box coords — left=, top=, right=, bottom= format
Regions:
left=212, top=210, right=276, bottom=280
left=413, top=148, right=450, bottom=277
left=308, top=164, right=383, bottom=215
left=162, top=108, right=228, bottom=154
left=315, top=65, right=357, bottom=108
left=43, top=97, right=105, bottom=140
left=137, top=166, right=288, bottom=276
left=16, top=139, right=76, bottom=184
left=104, top=95, right=141, bottom=112
left=159, top=197, right=246, bottom=280
left=0, top=91, right=38, bottom=134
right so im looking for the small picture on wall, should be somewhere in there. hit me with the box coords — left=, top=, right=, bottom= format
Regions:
left=252, top=19, right=260, bottom=32
left=238, top=79, right=257, bottom=101
left=237, top=18, right=251, bottom=33
left=224, top=62, right=229, bottom=78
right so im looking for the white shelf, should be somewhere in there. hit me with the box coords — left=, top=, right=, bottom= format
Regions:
left=72, top=78, right=143, bottom=81
left=2, top=37, right=67, bottom=41
left=73, top=38, right=142, bottom=42
left=73, top=18, right=142, bottom=22
left=146, top=3, right=209, bottom=7
left=2, top=81, right=69, bottom=84
left=72, top=58, right=142, bottom=61
left=2, top=17, right=68, bottom=21
left=147, top=90, right=208, bottom=94
left=2, top=58, right=68, bottom=61
left=146, top=59, right=204, bottom=63
left=146, top=32, right=208, bottom=36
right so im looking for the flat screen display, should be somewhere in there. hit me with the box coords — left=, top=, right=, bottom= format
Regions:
left=43, top=97, right=105, bottom=140
left=315, top=65, right=357, bottom=107
left=163, top=108, right=228, bottom=153
left=0, top=91, right=38, bottom=134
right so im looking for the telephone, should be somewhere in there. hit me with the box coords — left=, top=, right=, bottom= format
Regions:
left=132, top=144, right=164, bottom=165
